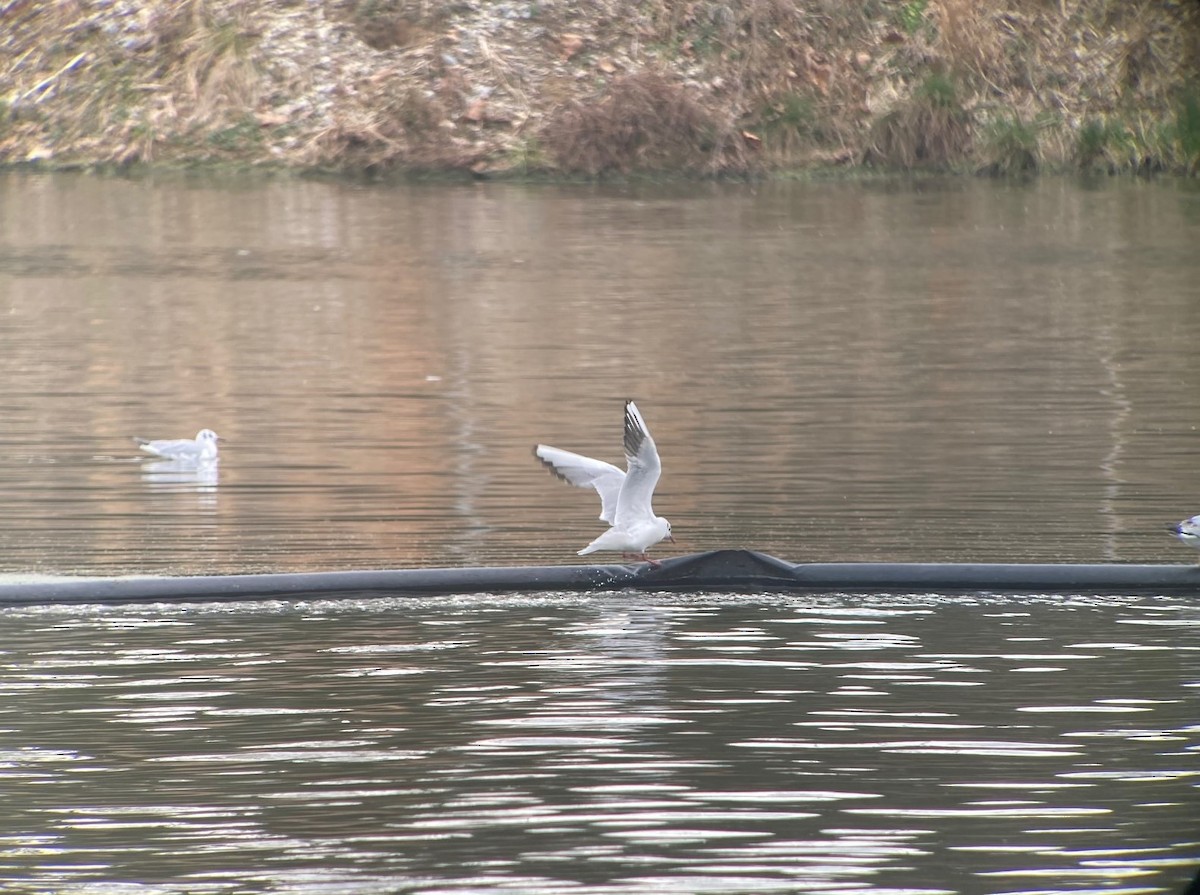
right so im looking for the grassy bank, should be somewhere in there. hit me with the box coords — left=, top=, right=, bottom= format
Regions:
left=2, top=0, right=1198, bottom=177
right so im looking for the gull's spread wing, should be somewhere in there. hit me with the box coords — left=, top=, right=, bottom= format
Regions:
left=614, top=400, right=661, bottom=527
left=534, top=444, right=625, bottom=525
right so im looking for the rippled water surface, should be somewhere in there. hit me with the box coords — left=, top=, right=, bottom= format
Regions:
left=2, top=173, right=1200, bottom=893
left=1, top=592, right=1197, bottom=893
left=2, top=173, right=1200, bottom=573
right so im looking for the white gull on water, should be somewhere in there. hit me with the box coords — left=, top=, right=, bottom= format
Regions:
left=134, top=429, right=222, bottom=464
left=535, top=400, right=674, bottom=564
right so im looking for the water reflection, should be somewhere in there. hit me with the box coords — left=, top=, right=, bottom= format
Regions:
left=2, top=174, right=1200, bottom=574
left=0, top=592, right=1196, bottom=893
left=139, top=458, right=219, bottom=494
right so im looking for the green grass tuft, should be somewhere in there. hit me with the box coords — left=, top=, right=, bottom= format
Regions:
left=978, top=111, right=1044, bottom=175
left=1174, top=92, right=1200, bottom=173
left=757, top=92, right=821, bottom=156
left=897, top=0, right=929, bottom=37
left=1075, top=116, right=1138, bottom=173
left=916, top=71, right=959, bottom=110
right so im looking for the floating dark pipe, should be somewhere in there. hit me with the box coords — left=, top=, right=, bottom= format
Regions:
left=1, top=551, right=1198, bottom=606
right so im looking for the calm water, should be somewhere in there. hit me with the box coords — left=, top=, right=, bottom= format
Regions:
left=1, top=592, right=1198, bottom=894
left=2, top=174, right=1199, bottom=893
left=2, top=173, right=1200, bottom=574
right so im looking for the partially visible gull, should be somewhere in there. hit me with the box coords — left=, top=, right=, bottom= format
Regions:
left=535, top=400, right=673, bottom=564
left=134, top=428, right=222, bottom=464
left=1169, top=515, right=1200, bottom=558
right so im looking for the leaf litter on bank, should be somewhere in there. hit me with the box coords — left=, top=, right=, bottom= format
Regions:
left=1, top=0, right=1198, bottom=175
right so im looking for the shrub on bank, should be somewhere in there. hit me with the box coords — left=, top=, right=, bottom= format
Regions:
left=542, top=71, right=746, bottom=176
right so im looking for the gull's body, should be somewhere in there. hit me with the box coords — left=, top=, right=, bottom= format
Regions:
left=134, top=428, right=221, bottom=464
left=1169, top=515, right=1200, bottom=558
left=535, top=401, right=673, bottom=564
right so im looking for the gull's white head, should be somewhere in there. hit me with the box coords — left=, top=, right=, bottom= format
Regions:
left=654, top=516, right=674, bottom=546
left=195, top=429, right=221, bottom=461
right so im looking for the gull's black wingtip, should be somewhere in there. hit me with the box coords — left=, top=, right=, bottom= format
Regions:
left=623, top=401, right=648, bottom=459
left=533, top=444, right=572, bottom=484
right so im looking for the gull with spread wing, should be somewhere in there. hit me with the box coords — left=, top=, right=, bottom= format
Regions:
left=535, top=400, right=674, bottom=564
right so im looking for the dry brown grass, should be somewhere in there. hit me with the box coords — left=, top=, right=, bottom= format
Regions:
left=932, top=0, right=1009, bottom=86
left=543, top=71, right=745, bottom=176
left=0, top=0, right=265, bottom=166
left=1, top=0, right=1199, bottom=174
left=934, top=0, right=1200, bottom=109
left=146, top=0, right=261, bottom=129
left=329, top=0, right=446, bottom=51
left=305, top=85, right=467, bottom=172
left=864, top=72, right=973, bottom=169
